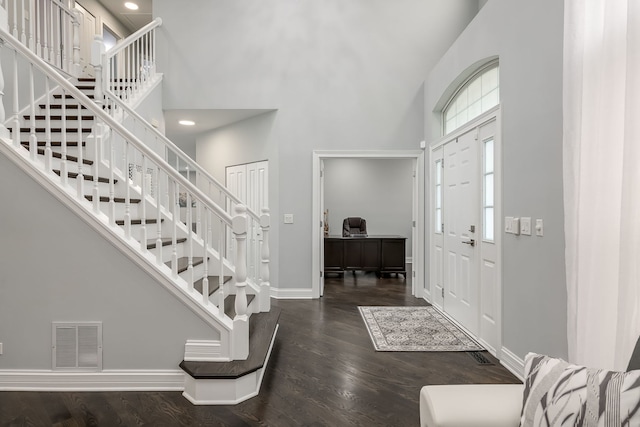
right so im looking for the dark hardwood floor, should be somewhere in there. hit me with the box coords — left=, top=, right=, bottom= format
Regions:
left=0, top=270, right=519, bottom=426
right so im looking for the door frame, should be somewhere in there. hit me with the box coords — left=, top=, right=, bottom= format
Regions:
left=312, top=150, right=425, bottom=299
left=428, top=106, right=502, bottom=356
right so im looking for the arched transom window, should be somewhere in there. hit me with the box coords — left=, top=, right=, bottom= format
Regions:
left=443, top=61, right=499, bottom=135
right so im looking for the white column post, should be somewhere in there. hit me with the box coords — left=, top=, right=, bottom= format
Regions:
left=91, top=35, right=105, bottom=107
left=259, top=207, right=271, bottom=311
left=0, top=39, right=9, bottom=141
left=231, top=204, right=249, bottom=360
left=71, top=9, right=80, bottom=77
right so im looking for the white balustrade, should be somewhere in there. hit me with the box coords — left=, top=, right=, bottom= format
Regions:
left=260, top=208, right=271, bottom=311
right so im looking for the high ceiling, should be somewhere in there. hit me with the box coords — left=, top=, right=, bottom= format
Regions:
left=96, top=0, right=153, bottom=33
left=96, top=1, right=270, bottom=154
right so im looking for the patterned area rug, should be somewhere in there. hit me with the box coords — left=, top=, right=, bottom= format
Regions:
left=358, top=306, right=483, bottom=352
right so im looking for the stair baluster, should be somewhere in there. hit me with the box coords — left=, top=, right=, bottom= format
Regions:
left=171, top=180, right=179, bottom=279
left=11, top=50, right=19, bottom=148
left=91, top=123, right=100, bottom=214
left=218, top=216, right=225, bottom=312
left=139, top=154, right=147, bottom=251
left=28, top=62, right=36, bottom=161
left=108, top=132, right=115, bottom=224
left=260, top=208, right=271, bottom=311
left=44, top=76, right=51, bottom=171
left=123, top=140, right=132, bottom=238
left=0, top=39, right=8, bottom=141
left=187, top=192, right=194, bottom=289
left=71, top=9, right=80, bottom=76
left=155, top=168, right=163, bottom=264
left=59, top=88, right=67, bottom=187
left=201, top=205, right=209, bottom=305
left=35, top=0, right=41, bottom=57
left=76, top=106, right=83, bottom=198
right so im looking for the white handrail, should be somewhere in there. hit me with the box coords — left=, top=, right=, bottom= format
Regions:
left=106, top=17, right=162, bottom=58
left=104, top=91, right=261, bottom=222
left=0, top=25, right=232, bottom=224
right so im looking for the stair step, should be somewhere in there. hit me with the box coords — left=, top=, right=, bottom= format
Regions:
left=23, top=115, right=94, bottom=121
left=75, top=85, right=95, bottom=90
left=225, top=294, right=256, bottom=319
left=180, top=308, right=281, bottom=379
left=77, top=78, right=96, bottom=82
left=25, top=147, right=93, bottom=165
left=22, top=141, right=85, bottom=147
left=85, top=195, right=141, bottom=204
left=53, top=94, right=95, bottom=100
left=146, top=237, right=187, bottom=250
left=53, top=169, right=115, bottom=183
left=165, top=256, right=205, bottom=274
left=19, top=127, right=92, bottom=133
left=193, top=275, right=231, bottom=296
left=115, top=218, right=162, bottom=226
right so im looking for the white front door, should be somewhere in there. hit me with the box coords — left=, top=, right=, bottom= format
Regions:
left=430, top=146, right=445, bottom=309
left=442, top=128, right=479, bottom=335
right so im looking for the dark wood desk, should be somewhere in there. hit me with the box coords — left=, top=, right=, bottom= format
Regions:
left=324, top=235, right=407, bottom=277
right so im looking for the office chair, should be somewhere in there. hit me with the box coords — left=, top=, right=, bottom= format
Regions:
left=342, top=217, right=367, bottom=237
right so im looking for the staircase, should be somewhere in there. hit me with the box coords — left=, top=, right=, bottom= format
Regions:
left=0, top=2, right=277, bottom=405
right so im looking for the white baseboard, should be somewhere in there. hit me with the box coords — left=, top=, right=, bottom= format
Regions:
left=0, top=369, right=185, bottom=391
left=500, top=347, right=525, bottom=381
left=270, top=287, right=314, bottom=299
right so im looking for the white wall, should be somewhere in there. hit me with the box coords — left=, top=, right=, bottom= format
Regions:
left=0, top=155, right=219, bottom=370
left=323, top=158, right=413, bottom=257
left=424, top=0, right=567, bottom=360
left=155, top=0, right=479, bottom=291
left=76, top=0, right=131, bottom=39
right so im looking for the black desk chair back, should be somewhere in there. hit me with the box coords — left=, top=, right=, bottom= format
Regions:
left=343, top=217, right=367, bottom=237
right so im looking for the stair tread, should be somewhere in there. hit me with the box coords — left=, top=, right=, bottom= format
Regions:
left=146, top=237, right=187, bottom=249
left=23, top=115, right=94, bottom=121
left=115, top=218, right=162, bottom=226
left=20, top=127, right=92, bottom=133
left=53, top=169, right=115, bottom=183
left=85, top=195, right=141, bottom=203
left=180, top=308, right=281, bottom=379
left=27, top=148, right=93, bottom=165
left=192, top=276, right=231, bottom=296
left=22, top=141, right=86, bottom=147
left=225, top=294, right=256, bottom=319
left=165, top=256, right=205, bottom=274
left=53, top=94, right=95, bottom=99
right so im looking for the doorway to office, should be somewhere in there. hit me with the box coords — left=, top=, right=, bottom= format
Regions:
left=312, top=151, right=425, bottom=299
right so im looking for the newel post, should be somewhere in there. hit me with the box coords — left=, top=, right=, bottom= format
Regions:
left=71, top=8, right=81, bottom=77
left=90, top=35, right=105, bottom=107
left=259, top=207, right=271, bottom=311
left=231, top=204, right=249, bottom=360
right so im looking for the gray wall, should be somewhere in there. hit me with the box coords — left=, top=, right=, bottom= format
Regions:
left=323, top=158, right=413, bottom=257
left=0, top=155, right=218, bottom=370
left=155, top=0, right=479, bottom=291
left=424, top=0, right=567, bottom=360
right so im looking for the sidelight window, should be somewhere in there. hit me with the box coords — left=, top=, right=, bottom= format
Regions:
left=483, top=138, right=495, bottom=241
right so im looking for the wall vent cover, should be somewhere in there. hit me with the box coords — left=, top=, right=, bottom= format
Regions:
left=52, top=322, right=102, bottom=371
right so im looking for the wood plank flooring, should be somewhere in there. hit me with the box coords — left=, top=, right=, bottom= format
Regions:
left=0, top=270, right=520, bottom=426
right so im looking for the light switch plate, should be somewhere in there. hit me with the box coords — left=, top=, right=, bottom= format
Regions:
left=520, top=217, right=532, bottom=235
left=284, top=214, right=294, bottom=224
left=505, top=216, right=513, bottom=233
left=0, top=343, right=3, bottom=355
left=536, top=219, right=544, bottom=236
left=512, top=218, right=520, bottom=235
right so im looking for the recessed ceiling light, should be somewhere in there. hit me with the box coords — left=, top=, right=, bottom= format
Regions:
left=124, top=2, right=139, bottom=11
left=179, top=120, right=196, bottom=126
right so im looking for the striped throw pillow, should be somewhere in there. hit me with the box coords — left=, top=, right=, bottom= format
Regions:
left=520, top=353, right=640, bottom=426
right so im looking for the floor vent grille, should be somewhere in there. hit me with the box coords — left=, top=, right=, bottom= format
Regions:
left=467, top=351, right=494, bottom=365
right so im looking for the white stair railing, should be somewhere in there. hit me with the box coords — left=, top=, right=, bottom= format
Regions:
left=5, top=0, right=80, bottom=76
left=102, top=17, right=161, bottom=104
left=0, top=22, right=252, bottom=360
left=93, top=24, right=271, bottom=312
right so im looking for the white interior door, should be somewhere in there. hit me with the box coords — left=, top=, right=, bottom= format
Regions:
left=442, top=129, right=479, bottom=335
left=74, top=3, right=96, bottom=78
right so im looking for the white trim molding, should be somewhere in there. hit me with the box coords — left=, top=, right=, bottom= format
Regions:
left=0, top=369, right=185, bottom=391
left=500, top=347, right=525, bottom=381
left=270, top=287, right=314, bottom=299
left=184, top=340, right=229, bottom=362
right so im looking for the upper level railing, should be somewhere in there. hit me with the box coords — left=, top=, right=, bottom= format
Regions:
left=4, top=0, right=80, bottom=76
left=0, top=18, right=261, bottom=359
left=93, top=21, right=271, bottom=301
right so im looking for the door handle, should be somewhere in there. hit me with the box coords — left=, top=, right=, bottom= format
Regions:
left=462, top=239, right=475, bottom=247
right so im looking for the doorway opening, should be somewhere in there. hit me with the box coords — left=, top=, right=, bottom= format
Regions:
left=312, top=151, right=425, bottom=299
